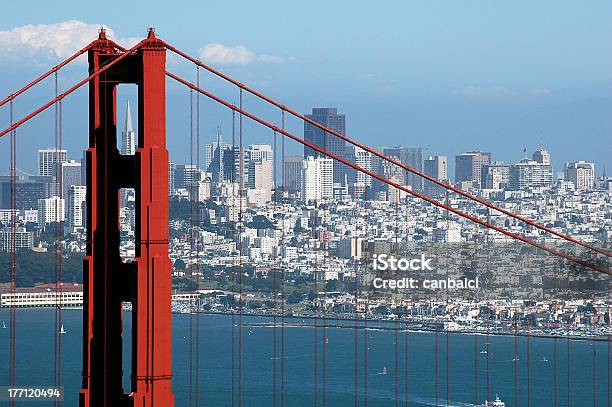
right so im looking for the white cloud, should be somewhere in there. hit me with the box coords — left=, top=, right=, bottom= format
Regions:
left=198, top=43, right=284, bottom=65
left=528, top=88, right=552, bottom=97
left=0, top=20, right=139, bottom=62
left=457, top=85, right=514, bottom=98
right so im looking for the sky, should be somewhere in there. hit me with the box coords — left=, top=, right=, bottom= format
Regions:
left=0, top=0, right=610, bottom=176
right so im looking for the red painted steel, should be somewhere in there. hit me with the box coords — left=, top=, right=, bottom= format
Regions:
left=166, top=71, right=610, bottom=275
left=80, top=29, right=174, bottom=407
left=163, top=42, right=612, bottom=258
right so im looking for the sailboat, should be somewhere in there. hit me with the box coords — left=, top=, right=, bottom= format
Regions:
left=59, top=324, right=67, bottom=334
left=382, top=366, right=387, bottom=375
left=2, top=321, right=6, bottom=329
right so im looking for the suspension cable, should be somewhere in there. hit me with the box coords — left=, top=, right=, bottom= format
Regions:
left=162, top=42, right=611, bottom=258
left=0, top=41, right=96, bottom=108
left=164, top=72, right=611, bottom=276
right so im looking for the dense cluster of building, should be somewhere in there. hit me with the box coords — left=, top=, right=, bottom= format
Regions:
left=0, top=105, right=609, bottom=297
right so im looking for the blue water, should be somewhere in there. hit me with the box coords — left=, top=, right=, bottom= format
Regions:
left=0, top=309, right=609, bottom=406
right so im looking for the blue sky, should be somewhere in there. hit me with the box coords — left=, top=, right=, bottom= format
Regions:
left=0, top=0, right=610, bottom=175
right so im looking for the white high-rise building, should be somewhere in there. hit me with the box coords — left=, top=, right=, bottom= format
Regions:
left=565, top=161, right=595, bottom=190
left=38, top=147, right=67, bottom=177
left=353, top=147, right=372, bottom=199
left=68, top=185, right=87, bottom=228
left=509, top=159, right=553, bottom=190
left=301, top=157, right=333, bottom=202
left=121, top=100, right=136, bottom=155
left=38, top=196, right=65, bottom=226
left=247, top=144, right=273, bottom=203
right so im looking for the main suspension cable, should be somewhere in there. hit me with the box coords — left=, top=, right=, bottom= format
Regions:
left=164, top=72, right=611, bottom=277
left=0, top=39, right=148, bottom=140
left=163, top=42, right=611, bottom=258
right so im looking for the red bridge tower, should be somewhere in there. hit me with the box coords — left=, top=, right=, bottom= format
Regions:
left=80, top=29, right=174, bottom=407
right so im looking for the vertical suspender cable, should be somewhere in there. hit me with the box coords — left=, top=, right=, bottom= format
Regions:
left=238, top=88, right=244, bottom=407
left=57, top=95, right=64, bottom=407
left=280, top=109, right=286, bottom=407
left=231, top=110, right=237, bottom=407
left=54, top=71, right=60, bottom=402
left=273, top=127, right=277, bottom=407
left=195, top=65, right=201, bottom=407
left=514, top=314, right=519, bottom=406
left=364, top=187, right=369, bottom=407
left=527, top=312, right=531, bottom=407
left=313, top=185, right=318, bottom=407
left=554, top=334, right=558, bottom=407
left=322, top=165, right=327, bottom=407
left=567, top=272, right=571, bottom=407
left=444, top=190, right=452, bottom=407
left=593, top=337, right=597, bottom=406
left=405, top=196, right=409, bottom=407
left=394, top=198, right=399, bottom=406
left=354, top=191, right=360, bottom=407
left=9, top=99, right=17, bottom=407
left=188, top=87, right=194, bottom=407
left=474, top=232, right=479, bottom=406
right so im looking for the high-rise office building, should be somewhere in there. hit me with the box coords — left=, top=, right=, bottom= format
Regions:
left=304, top=108, right=347, bottom=185
left=301, top=157, right=333, bottom=202
left=380, top=147, right=423, bottom=191
left=175, top=164, right=203, bottom=190
left=121, top=101, right=136, bottom=155
left=565, top=161, right=595, bottom=190
left=38, top=147, right=67, bottom=177
left=509, top=157, right=553, bottom=190
left=423, top=155, right=448, bottom=197
left=67, top=185, right=87, bottom=229
left=0, top=176, right=53, bottom=210
left=61, top=160, right=82, bottom=201
left=283, top=155, right=303, bottom=192
left=168, top=161, right=176, bottom=195
left=481, top=161, right=510, bottom=190
left=205, top=128, right=232, bottom=183
left=455, top=151, right=491, bottom=186
left=221, top=146, right=254, bottom=186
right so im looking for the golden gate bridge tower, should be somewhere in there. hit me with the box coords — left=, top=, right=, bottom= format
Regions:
left=80, top=29, right=174, bottom=407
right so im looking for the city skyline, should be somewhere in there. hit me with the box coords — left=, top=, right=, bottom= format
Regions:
left=0, top=2, right=610, bottom=174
